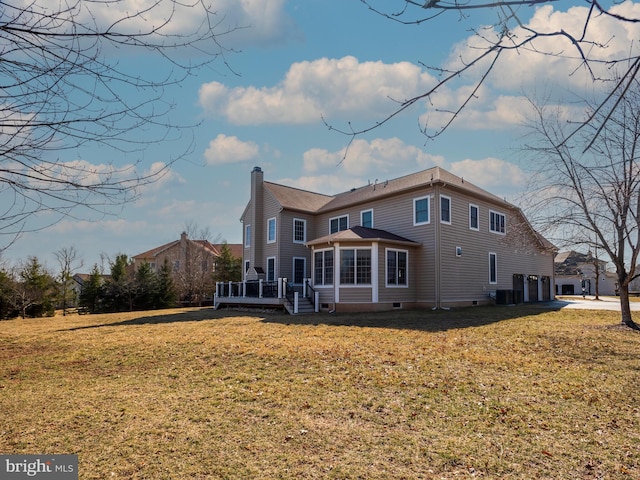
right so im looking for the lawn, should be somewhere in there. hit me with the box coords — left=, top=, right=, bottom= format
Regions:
left=1, top=305, right=639, bottom=479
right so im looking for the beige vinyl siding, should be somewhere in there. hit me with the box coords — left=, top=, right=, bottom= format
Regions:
left=316, top=288, right=335, bottom=306
left=315, top=187, right=438, bottom=303
left=338, top=287, right=372, bottom=303
left=359, top=190, right=436, bottom=304
left=260, top=189, right=282, bottom=271
left=283, top=177, right=551, bottom=307
left=438, top=189, right=486, bottom=301
left=279, top=211, right=313, bottom=281
left=241, top=209, right=251, bottom=253
left=378, top=243, right=417, bottom=304
left=436, top=190, right=554, bottom=303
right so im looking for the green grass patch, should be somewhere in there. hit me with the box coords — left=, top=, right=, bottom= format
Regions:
left=1, top=305, right=639, bottom=478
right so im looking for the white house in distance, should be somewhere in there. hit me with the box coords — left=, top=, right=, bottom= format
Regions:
left=229, top=165, right=556, bottom=313
left=554, top=251, right=618, bottom=296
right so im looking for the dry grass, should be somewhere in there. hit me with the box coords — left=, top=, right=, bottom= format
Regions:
left=1, top=305, right=639, bottom=479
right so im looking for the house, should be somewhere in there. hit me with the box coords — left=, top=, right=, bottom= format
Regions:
left=227, top=165, right=555, bottom=313
left=72, top=272, right=110, bottom=297
left=132, top=232, right=242, bottom=273
left=132, top=232, right=242, bottom=303
left=554, top=250, right=618, bottom=296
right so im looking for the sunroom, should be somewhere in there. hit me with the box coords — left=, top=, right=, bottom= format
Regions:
left=306, top=226, right=422, bottom=312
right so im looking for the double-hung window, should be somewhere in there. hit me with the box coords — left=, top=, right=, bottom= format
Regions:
left=469, top=204, right=479, bottom=231
left=489, top=211, right=506, bottom=234
left=330, top=215, right=349, bottom=234
left=440, top=195, right=451, bottom=224
left=414, top=196, right=430, bottom=225
left=293, top=218, right=306, bottom=244
left=386, top=249, right=408, bottom=286
left=361, top=209, right=373, bottom=228
left=267, top=217, right=276, bottom=243
left=314, top=250, right=334, bottom=286
left=340, top=249, right=371, bottom=285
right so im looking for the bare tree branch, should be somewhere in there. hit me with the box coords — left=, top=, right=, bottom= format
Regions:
left=339, top=0, right=640, bottom=154
left=0, top=0, right=239, bottom=250
left=523, top=83, right=640, bottom=328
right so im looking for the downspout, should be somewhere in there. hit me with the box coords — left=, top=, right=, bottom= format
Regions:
left=333, top=242, right=340, bottom=309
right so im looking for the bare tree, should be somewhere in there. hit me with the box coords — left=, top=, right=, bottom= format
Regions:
left=0, top=0, right=236, bottom=250
left=176, top=222, right=223, bottom=305
left=523, top=84, right=640, bottom=329
left=54, top=245, right=83, bottom=315
left=339, top=1, right=640, bottom=147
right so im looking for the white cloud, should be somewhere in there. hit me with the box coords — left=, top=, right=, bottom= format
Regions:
left=155, top=199, right=246, bottom=233
left=419, top=2, right=640, bottom=134
left=199, top=56, right=436, bottom=125
left=280, top=137, right=445, bottom=195
left=48, top=218, right=147, bottom=236
left=19, top=159, right=140, bottom=193
left=278, top=174, right=364, bottom=197
left=424, top=94, right=531, bottom=131
left=449, top=158, right=527, bottom=192
left=284, top=145, right=525, bottom=200
left=141, top=162, right=185, bottom=189
left=217, top=0, right=299, bottom=47
left=204, top=134, right=260, bottom=165
left=446, top=2, right=640, bottom=94
left=304, top=138, right=445, bottom=177
left=17, top=0, right=295, bottom=48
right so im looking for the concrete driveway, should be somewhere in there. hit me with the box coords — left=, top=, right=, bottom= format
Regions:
left=546, top=296, right=640, bottom=311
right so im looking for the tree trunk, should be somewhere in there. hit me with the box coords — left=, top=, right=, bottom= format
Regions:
left=618, top=285, right=639, bottom=329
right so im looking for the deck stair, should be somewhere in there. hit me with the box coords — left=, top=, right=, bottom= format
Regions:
left=284, top=295, right=316, bottom=315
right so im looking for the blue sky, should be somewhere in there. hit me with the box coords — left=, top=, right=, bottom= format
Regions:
left=2, top=0, right=637, bottom=273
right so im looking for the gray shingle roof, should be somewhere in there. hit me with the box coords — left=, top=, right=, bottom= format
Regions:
left=263, top=181, right=333, bottom=212
left=261, top=167, right=509, bottom=215
left=317, top=166, right=508, bottom=214
left=306, top=226, right=421, bottom=247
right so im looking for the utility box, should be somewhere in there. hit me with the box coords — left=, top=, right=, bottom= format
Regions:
left=496, top=289, right=514, bottom=305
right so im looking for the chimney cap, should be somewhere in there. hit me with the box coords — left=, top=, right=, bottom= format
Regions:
left=252, top=166, right=262, bottom=172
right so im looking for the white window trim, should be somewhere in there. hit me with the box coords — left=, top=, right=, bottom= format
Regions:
left=489, top=210, right=506, bottom=235
left=266, top=256, right=277, bottom=282
left=489, top=252, right=497, bottom=284
left=293, top=218, right=306, bottom=244
left=267, top=217, right=277, bottom=243
left=440, top=195, right=452, bottom=225
left=339, top=247, right=372, bottom=287
left=313, top=248, right=334, bottom=288
left=413, top=195, right=430, bottom=226
left=361, top=209, right=374, bottom=228
left=469, top=204, right=479, bottom=231
left=385, top=248, right=409, bottom=288
left=245, top=224, right=251, bottom=247
left=329, top=214, right=349, bottom=234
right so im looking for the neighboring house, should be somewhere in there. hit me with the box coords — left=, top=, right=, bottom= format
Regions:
left=72, top=272, right=110, bottom=300
left=132, top=232, right=242, bottom=302
left=239, top=166, right=556, bottom=312
left=554, top=250, right=618, bottom=296
left=132, top=232, right=242, bottom=274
